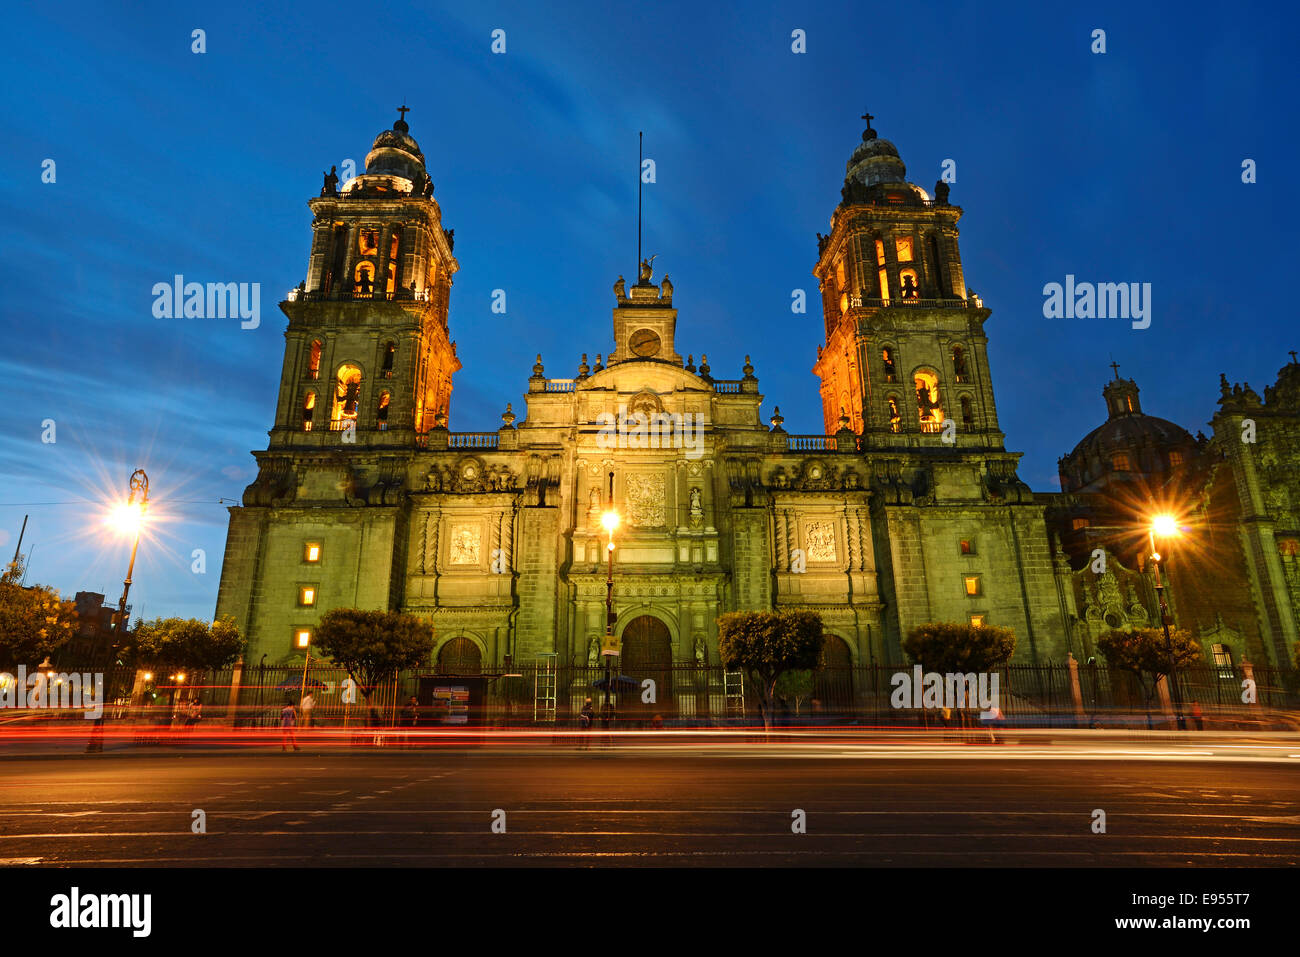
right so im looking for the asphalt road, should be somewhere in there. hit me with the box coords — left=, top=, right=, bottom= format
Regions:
left=1, top=736, right=1297, bottom=867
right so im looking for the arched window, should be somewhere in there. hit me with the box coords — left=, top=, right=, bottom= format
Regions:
left=960, top=394, right=973, bottom=426
left=381, top=342, right=396, bottom=378
left=377, top=391, right=390, bottom=430
left=951, top=345, right=968, bottom=382
left=899, top=267, right=920, bottom=301
left=307, top=340, right=322, bottom=380
left=875, top=238, right=889, bottom=303
left=331, top=364, right=362, bottom=426
left=914, top=370, right=944, bottom=432
left=881, top=347, right=897, bottom=382
left=358, top=228, right=379, bottom=256
left=353, top=261, right=374, bottom=296
left=302, top=392, right=316, bottom=431
left=926, top=233, right=944, bottom=296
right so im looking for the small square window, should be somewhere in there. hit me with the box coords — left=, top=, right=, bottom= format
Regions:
left=964, top=576, right=980, bottom=596
left=299, top=586, right=317, bottom=607
left=895, top=237, right=914, bottom=262
left=959, top=539, right=974, bottom=555
left=294, top=629, right=312, bottom=650
left=1169, top=451, right=1184, bottom=468
left=1071, top=518, right=1090, bottom=531
left=1111, top=453, right=1131, bottom=471
left=304, top=542, right=321, bottom=563
left=969, top=614, right=985, bottom=627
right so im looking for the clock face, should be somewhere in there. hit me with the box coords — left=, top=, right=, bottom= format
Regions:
left=629, top=328, right=661, bottom=358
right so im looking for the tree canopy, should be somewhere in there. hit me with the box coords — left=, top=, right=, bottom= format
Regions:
left=313, top=608, right=435, bottom=702
left=127, top=616, right=245, bottom=671
left=0, top=562, right=77, bottom=668
left=717, top=610, right=823, bottom=729
left=902, top=621, right=1017, bottom=674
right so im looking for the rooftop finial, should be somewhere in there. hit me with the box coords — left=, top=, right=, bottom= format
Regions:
left=395, top=104, right=410, bottom=132
left=860, top=109, right=876, bottom=141
left=1109, top=359, right=1121, bottom=380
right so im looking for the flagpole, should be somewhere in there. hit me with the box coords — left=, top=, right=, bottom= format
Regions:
left=638, top=131, right=643, bottom=271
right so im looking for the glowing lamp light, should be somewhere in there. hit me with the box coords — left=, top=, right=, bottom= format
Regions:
left=142, top=672, right=153, bottom=682
left=1151, top=514, right=1180, bottom=538
left=600, top=509, right=620, bottom=534
left=107, top=502, right=146, bottom=534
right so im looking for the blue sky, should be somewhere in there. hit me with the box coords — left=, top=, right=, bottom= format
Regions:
left=1, top=0, right=1296, bottom=622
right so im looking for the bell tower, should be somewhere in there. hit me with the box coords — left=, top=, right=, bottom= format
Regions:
left=271, top=108, right=461, bottom=449
left=811, top=112, right=1004, bottom=452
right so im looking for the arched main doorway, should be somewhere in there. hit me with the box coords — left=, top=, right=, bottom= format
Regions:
left=620, top=616, right=674, bottom=720
left=813, top=634, right=854, bottom=715
left=436, top=637, right=483, bottom=675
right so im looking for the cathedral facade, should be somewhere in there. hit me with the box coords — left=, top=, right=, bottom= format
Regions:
left=215, top=111, right=1076, bottom=685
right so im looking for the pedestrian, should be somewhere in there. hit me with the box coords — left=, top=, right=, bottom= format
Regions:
left=281, top=698, right=300, bottom=752
left=185, top=698, right=202, bottom=734
left=579, top=698, right=594, bottom=749
left=300, top=690, right=316, bottom=729
left=599, top=699, right=615, bottom=747
left=984, top=704, right=1004, bottom=744
left=401, top=695, right=420, bottom=746
left=1190, top=700, right=1204, bottom=731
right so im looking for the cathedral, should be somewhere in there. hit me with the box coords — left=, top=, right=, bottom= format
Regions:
left=215, top=108, right=1295, bottom=700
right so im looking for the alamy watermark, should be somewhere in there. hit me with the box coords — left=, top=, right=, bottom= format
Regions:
left=1042, top=275, right=1151, bottom=330
left=152, top=275, right=260, bottom=329
left=596, top=406, right=704, bottom=459
left=0, top=666, right=104, bottom=719
left=890, top=665, right=1000, bottom=717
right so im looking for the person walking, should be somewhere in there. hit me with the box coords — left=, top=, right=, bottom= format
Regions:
left=401, top=695, right=420, bottom=746
left=185, top=698, right=202, bottom=736
left=281, top=698, right=300, bottom=752
left=300, top=690, right=316, bottom=729
left=579, top=698, right=594, bottom=749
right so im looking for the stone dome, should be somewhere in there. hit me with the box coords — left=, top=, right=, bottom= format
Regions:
left=1059, top=376, right=1197, bottom=493
left=845, top=129, right=908, bottom=188
left=364, top=117, right=427, bottom=182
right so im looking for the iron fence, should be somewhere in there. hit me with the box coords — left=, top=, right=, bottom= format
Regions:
left=17, top=659, right=1299, bottom=729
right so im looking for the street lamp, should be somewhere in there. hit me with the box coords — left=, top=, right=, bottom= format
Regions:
left=600, top=471, right=620, bottom=721
left=295, top=629, right=313, bottom=722
left=90, top=469, right=148, bottom=752
left=1148, top=513, right=1185, bottom=730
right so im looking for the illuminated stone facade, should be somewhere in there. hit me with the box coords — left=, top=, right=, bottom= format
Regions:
left=216, top=113, right=1076, bottom=683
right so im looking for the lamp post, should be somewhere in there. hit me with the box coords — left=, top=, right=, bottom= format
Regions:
left=89, top=470, right=149, bottom=753
left=1148, top=514, right=1185, bottom=730
left=295, top=629, right=312, bottom=725
left=599, top=472, right=621, bottom=720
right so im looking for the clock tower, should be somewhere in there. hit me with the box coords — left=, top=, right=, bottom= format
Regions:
left=606, top=261, right=682, bottom=366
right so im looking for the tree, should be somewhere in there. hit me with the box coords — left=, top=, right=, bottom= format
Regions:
left=717, top=610, right=823, bottom=730
left=126, top=616, right=246, bottom=672
left=313, top=608, right=435, bottom=723
left=902, top=621, right=1016, bottom=674
left=773, top=669, right=814, bottom=716
left=1097, top=627, right=1201, bottom=712
left=902, top=622, right=1016, bottom=726
left=0, top=562, right=77, bottom=668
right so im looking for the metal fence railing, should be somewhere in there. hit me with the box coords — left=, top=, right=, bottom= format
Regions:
left=8, top=659, right=1297, bottom=729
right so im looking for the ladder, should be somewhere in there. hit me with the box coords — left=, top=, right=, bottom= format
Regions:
left=533, top=654, right=558, bottom=723
left=723, top=669, right=745, bottom=717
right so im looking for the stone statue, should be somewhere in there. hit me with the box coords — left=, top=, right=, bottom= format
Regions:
left=900, top=273, right=919, bottom=299
left=660, top=274, right=673, bottom=299
left=934, top=179, right=950, bottom=204
left=613, top=275, right=626, bottom=298
left=321, top=165, right=339, bottom=195
left=588, top=488, right=601, bottom=524
left=694, top=635, right=706, bottom=666
left=587, top=636, right=600, bottom=667
left=689, top=487, right=703, bottom=526
left=639, top=254, right=657, bottom=283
